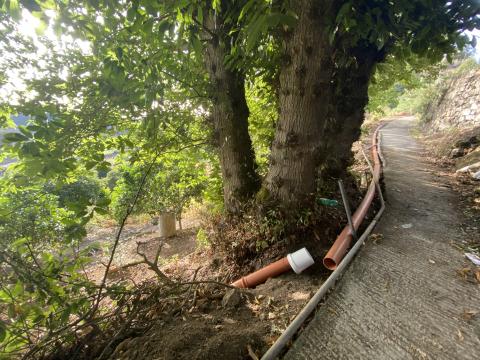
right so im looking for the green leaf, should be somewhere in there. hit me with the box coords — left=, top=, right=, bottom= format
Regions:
left=5, top=0, right=21, bottom=20
left=336, top=2, right=352, bottom=23
left=127, top=6, right=138, bottom=22
left=196, top=7, right=203, bottom=24
left=11, top=281, right=23, bottom=297
left=93, top=206, right=109, bottom=215
left=191, top=35, right=203, bottom=58
left=245, top=13, right=296, bottom=51
left=85, top=160, right=97, bottom=170
left=0, top=321, right=7, bottom=342
left=21, top=142, right=40, bottom=157
left=157, top=18, right=170, bottom=35
left=115, top=47, right=123, bottom=61
left=3, top=132, right=28, bottom=143
left=212, top=0, right=221, bottom=12
left=142, top=18, right=154, bottom=34
left=11, top=238, right=27, bottom=249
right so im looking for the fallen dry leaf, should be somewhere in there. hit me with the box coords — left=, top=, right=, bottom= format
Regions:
left=223, top=317, right=236, bottom=324
left=456, top=267, right=472, bottom=280
left=328, top=307, right=338, bottom=316
left=462, top=310, right=478, bottom=321
left=370, top=233, right=384, bottom=245
left=456, top=267, right=480, bottom=283
left=457, top=329, right=464, bottom=342
left=289, top=291, right=310, bottom=301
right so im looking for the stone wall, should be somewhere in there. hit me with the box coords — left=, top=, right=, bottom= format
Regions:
left=424, top=69, right=480, bottom=131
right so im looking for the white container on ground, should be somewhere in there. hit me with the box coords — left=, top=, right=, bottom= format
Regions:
left=158, top=212, right=176, bottom=238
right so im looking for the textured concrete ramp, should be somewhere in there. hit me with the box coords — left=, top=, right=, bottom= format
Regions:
left=285, top=117, right=480, bottom=360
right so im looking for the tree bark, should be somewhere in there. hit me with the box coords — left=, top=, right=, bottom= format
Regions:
left=319, top=46, right=386, bottom=186
left=319, top=61, right=375, bottom=184
left=264, top=0, right=336, bottom=209
left=203, top=12, right=261, bottom=213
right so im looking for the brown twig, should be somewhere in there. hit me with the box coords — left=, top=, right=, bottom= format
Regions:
left=175, top=280, right=235, bottom=288
left=181, top=266, right=202, bottom=309
left=132, top=240, right=172, bottom=284
left=96, top=293, right=142, bottom=360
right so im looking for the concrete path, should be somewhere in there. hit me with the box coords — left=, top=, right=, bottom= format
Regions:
left=285, top=117, right=480, bottom=360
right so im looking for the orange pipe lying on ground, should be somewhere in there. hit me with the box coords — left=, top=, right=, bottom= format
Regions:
left=323, top=126, right=383, bottom=270
left=231, top=248, right=315, bottom=288
left=231, top=257, right=291, bottom=288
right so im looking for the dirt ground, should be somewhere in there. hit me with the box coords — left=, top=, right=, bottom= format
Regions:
left=107, top=273, right=322, bottom=360
left=78, top=211, right=327, bottom=359
left=82, top=216, right=198, bottom=284
left=285, top=116, right=480, bottom=360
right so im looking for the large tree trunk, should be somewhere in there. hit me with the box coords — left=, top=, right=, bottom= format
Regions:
left=204, top=12, right=261, bottom=214
left=264, top=0, right=336, bottom=210
left=319, top=46, right=386, bottom=187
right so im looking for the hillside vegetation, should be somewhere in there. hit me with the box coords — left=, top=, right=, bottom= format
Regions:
left=0, top=1, right=478, bottom=358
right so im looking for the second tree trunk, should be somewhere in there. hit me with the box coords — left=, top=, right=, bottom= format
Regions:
left=204, top=11, right=260, bottom=214
left=264, top=0, right=336, bottom=210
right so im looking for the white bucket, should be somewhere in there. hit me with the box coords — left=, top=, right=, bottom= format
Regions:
left=158, top=212, right=176, bottom=238
left=287, top=248, right=315, bottom=274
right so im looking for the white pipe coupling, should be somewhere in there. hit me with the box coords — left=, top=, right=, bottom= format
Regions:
left=287, top=248, right=315, bottom=274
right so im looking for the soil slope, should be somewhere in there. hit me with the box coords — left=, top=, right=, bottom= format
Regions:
left=285, top=116, right=480, bottom=360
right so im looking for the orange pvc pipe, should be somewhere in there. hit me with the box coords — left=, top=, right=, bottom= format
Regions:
left=231, top=257, right=291, bottom=288
left=323, top=126, right=383, bottom=270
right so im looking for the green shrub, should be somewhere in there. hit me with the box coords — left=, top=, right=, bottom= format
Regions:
left=110, top=152, right=208, bottom=223
left=196, top=228, right=210, bottom=249
left=0, top=187, right=98, bottom=356
left=47, top=176, right=110, bottom=215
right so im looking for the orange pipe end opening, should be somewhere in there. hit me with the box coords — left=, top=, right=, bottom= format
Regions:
left=322, top=257, right=337, bottom=271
